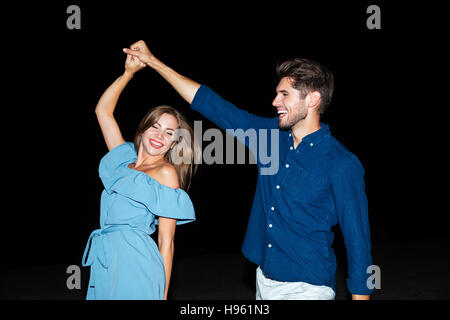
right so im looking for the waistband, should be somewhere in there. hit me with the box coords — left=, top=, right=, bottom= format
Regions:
left=81, top=225, right=147, bottom=268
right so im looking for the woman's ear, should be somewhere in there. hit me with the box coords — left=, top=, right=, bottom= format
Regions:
left=169, top=140, right=177, bottom=150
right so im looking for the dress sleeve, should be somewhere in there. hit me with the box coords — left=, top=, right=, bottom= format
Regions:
left=98, top=142, right=196, bottom=225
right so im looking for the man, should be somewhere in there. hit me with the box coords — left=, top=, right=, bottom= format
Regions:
left=123, top=41, right=373, bottom=300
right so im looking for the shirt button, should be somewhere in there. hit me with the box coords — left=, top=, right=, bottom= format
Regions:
left=268, top=244, right=272, bottom=248
left=276, top=185, right=280, bottom=189
left=269, top=224, right=273, bottom=228
left=285, top=164, right=289, bottom=168
left=271, top=206, right=275, bottom=211
left=310, top=142, right=314, bottom=147
left=290, top=146, right=293, bottom=150
left=289, top=133, right=292, bottom=137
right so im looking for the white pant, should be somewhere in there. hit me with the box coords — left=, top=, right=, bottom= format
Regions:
left=256, top=266, right=335, bottom=300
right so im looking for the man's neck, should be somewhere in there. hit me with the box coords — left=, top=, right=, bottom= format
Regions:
left=291, top=117, right=321, bottom=148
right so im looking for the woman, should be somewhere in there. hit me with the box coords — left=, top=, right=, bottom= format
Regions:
left=82, top=50, right=199, bottom=300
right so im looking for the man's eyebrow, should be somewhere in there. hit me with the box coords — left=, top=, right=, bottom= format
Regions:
left=277, top=89, right=289, bottom=93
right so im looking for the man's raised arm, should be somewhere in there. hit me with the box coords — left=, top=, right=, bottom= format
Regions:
left=123, top=41, right=200, bottom=104
left=123, top=40, right=274, bottom=134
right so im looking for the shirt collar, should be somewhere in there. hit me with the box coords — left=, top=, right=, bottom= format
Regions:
left=289, top=122, right=330, bottom=145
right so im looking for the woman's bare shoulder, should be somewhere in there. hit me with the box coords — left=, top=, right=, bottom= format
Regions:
left=146, top=163, right=180, bottom=189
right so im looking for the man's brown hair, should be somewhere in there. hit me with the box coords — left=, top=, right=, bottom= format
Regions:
left=276, top=58, right=334, bottom=114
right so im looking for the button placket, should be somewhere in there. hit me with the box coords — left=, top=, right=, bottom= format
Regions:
left=266, top=131, right=292, bottom=258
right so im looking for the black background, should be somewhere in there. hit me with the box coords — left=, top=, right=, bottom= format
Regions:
left=1, top=0, right=448, bottom=294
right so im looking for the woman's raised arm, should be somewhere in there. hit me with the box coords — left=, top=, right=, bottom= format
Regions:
left=95, top=53, right=146, bottom=151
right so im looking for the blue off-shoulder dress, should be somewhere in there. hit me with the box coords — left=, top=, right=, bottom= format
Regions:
left=82, top=142, right=195, bottom=300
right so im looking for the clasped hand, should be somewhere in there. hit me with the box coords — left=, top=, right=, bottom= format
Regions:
left=123, top=40, right=154, bottom=75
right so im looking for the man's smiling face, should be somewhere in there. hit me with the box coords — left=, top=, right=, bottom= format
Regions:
left=272, top=77, right=307, bottom=130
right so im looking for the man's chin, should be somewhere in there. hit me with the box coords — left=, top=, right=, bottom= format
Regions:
left=278, top=119, right=291, bottom=130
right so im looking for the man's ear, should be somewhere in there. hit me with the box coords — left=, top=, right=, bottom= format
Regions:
left=305, top=91, right=321, bottom=109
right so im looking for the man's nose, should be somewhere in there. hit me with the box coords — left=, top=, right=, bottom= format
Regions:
left=272, top=97, right=280, bottom=107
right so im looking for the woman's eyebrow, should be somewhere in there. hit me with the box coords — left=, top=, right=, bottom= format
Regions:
left=155, top=122, right=176, bottom=131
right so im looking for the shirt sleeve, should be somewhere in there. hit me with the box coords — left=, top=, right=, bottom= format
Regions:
left=191, top=84, right=277, bottom=153
left=331, top=157, right=374, bottom=295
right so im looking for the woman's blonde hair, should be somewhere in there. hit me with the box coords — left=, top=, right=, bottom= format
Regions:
left=134, top=105, right=201, bottom=191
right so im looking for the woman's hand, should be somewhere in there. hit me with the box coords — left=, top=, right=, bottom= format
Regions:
left=124, top=49, right=147, bottom=75
left=123, top=40, right=157, bottom=68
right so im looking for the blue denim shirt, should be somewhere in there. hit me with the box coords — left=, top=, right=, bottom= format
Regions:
left=191, top=85, right=373, bottom=295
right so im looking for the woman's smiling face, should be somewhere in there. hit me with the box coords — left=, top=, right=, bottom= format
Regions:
left=141, top=113, right=179, bottom=157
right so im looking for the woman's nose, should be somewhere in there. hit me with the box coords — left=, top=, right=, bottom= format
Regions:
left=155, top=130, right=164, bottom=140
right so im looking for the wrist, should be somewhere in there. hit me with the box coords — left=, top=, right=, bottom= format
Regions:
left=147, top=55, right=165, bottom=71
left=122, top=70, right=135, bottom=80
left=352, top=294, right=370, bottom=300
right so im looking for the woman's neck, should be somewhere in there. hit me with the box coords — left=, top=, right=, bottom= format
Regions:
left=135, top=144, right=166, bottom=168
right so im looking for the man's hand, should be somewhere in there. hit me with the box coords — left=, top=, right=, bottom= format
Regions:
left=123, top=39, right=201, bottom=104
left=123, top=40, right=156, bottom=67
left=352, top=294, right=370, bottom=300
left=124, top=49, right=146, bottom=76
